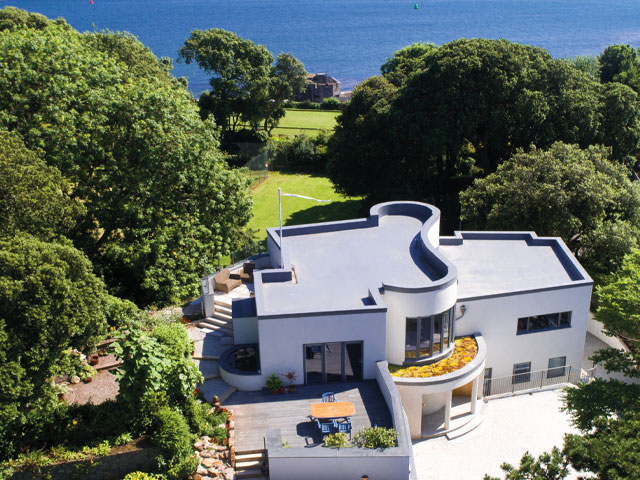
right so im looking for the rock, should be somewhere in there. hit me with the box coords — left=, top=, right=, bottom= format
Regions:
left=193, top=475, right=202, bottom=480
left=201, top=457, right=216, bottom=468
left=223, top=468, right=235, bottom=480
left=201, top=436, right=211, bottom=442
left=70, top=375, right=80, bottom=384
left=214, top=444, right=227, bottom=452
left=196, top=465, right=208, bottom=475
left=199, top=450, right=215, bottom=458
left=228, top=420, right=235, bottom=430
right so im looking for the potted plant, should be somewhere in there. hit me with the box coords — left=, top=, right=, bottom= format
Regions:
left=265, top=372, right=283, bottom=394
left=281, top=371, right=298, bottom=393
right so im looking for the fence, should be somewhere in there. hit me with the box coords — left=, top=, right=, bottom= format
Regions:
left=242, top=146, right=269, bottom=189
left=483, top=366, right=595, bottom=398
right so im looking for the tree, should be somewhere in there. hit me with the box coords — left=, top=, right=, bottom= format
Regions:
left=566, top=55, right=600, bottom=81
left=179, top=28, right=274, bottom=133
left=262, top=53, right=308, bottom=133
left=329, top=39, right=640, bottom=230
left=0, top=5, right=68, bottom=31
left=0, top=20, right=253, bottom=306
left=484, top=448, right=569, bottom=480
left=0, top=128, right=83, bottom=240
left=599, top=44, right=638, bottom=83
left=0, top=234, right=112, bottom=459
left=594, top=249, right=640, bottom=344
left=380, top=42, right=436, bottom=87
left=460, top=142, right=640, bottom=281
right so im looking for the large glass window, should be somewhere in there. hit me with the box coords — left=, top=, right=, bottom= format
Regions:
left=517, top=311, right=572, bottom=334
left=304, top=341, right=363, bottom=384
left=405, top=307, right=455, bottom=362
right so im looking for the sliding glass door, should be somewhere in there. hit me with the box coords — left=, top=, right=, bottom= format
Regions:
left=304, top=341, right=363, bottom=384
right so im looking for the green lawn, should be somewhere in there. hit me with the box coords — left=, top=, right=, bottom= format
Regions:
left=270, top=109, right=340, bottom=138
left=247, top=172, right=366, bottom=240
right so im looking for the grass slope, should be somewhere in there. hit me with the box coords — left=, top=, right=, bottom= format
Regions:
left=247, top=172, right=366, bottom=240
left=271, top=109, right=340, bottom=138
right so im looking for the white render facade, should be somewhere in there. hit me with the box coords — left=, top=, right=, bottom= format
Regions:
left=207, top=201, right=593, bottom=438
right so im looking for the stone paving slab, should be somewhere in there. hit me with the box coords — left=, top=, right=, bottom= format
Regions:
left=194, top=359, right=221, bottom=379
left=413, top=389, right=581, bottom=480
left=198, top=377, right=236, bottom=404
left=192, top=331, right=230, bottom=358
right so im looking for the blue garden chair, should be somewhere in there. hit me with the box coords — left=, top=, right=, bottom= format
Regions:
left=335, top=419, right=352, bottom=439
left=317, top=419, right=333, bottom=435
left=322, top=392, right=336, bottom=402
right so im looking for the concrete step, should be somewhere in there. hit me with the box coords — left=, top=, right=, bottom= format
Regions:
left=191, top=354, right=220, bottom=361
left=236, top=460, right=264, bottom=470
left=194, top=359, right=220, bottom=380
left=236, top=453, right=266, bottom=463
left=196, top=320, right=234, bottom=336
left=205, top=316, right=232, bottom=327
left=212, top=310, right=232, bottom=322
left=198, top=377, right=236, bottom=404
left=214, top=299, right=232, bottom=309
left=215, top=304, right=233, bottom=316
left=446, top=414, right=484, bottom=440
left=236, top=468, right=265, bottom=479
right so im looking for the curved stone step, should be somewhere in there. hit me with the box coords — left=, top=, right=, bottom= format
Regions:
left=199, top=377, right=236, bottom=404
left=194, top=359, right=220, bottom=380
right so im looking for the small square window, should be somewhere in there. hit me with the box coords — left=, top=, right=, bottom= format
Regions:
left=512, top=362, right=531, bottom=384
left=547, top=356, right=566, bottom=378
left=559, top=312, right=571, bottom=327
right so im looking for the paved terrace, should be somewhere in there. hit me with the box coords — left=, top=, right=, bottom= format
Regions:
left=225, top=381, right=393, bottom=450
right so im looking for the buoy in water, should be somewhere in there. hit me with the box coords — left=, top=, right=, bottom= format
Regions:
left=413, top=3, right=419, bottom=8
left=89, top=0, right=94, bottom=4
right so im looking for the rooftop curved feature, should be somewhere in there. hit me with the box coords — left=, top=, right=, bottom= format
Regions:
left=257, top=201, right=456, bottom=317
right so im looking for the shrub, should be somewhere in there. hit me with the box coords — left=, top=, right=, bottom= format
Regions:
left=183, top=398, right=229, bottom=440
left=323, top=432, right=350, bottom=449
left=351, top=426, right=397, bottom=449
left=265, top=373, right=283, bottom=391
left=269, top=134, right=329, bottom=173
left=320, top=97, right=340, bottom=110
left=123, top=472, right=165, bottom=480
left=152, top=407, right=197, bottom=480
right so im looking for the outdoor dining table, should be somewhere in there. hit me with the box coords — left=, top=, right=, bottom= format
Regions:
left=310, top=401, right=355, bottom=420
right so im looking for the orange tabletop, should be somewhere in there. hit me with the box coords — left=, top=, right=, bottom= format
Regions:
left=310, top=401, right=355, bottom=419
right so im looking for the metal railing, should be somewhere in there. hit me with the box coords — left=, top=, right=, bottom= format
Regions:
left=483, top=365, right=595, bottom=398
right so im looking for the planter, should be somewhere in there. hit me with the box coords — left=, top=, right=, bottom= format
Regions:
left=269, top=389, right=278, bottom=395
left=88, top=353, right=100, bottom=366
left=288, top=385, right=296, bottom=393
left=84, top=376, right=93, bottom=383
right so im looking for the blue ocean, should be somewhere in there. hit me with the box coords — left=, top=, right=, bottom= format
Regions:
left=4, top=0, right=640, bottom=93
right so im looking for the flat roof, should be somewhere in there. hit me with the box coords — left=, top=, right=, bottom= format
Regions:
left=255, top=202, right=592, bottom=317
left=439, top=234, right=589, bottom=299
left=260, top=214, right=440, bottom=314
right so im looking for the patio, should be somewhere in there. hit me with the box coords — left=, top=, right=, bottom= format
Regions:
left=225, top=381, right=393, bottom=450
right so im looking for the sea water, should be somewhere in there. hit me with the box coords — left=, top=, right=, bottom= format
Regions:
left=4, top=0, right=640, bottom=93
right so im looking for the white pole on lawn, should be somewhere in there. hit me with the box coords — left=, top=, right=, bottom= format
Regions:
left=278, top=187, right=283, bottom=268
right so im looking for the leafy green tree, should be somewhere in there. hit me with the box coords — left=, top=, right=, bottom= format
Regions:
left=0, top=20, right=252, bottom=306
left=594, top=249, right=640, bottom=344
left=0, top=5, right=67, bottom=31
left=262, top=53, right=308, bottom=133
left=460, top=143, right=640, bottom=280
left=599, top=44, right=638, bottom=83
left=567, top=55, right=600, bottom=81
left=0, top=234, right=112, bottom=459
left=179, top=28, right=274, bottom=133
left=329, top=40, right=640, bottom=231
left=0, top=128, right=83, bottom=240
left=484, top=447, right=569, bottom=480
left=380, top=42, right=436, bottom=87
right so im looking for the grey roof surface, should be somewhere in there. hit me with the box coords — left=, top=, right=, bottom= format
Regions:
left=439, top=235, right=590, bottom=299
left=261, top=214, right=437, bottom=314
left=256, top=202, right=592, bottom=316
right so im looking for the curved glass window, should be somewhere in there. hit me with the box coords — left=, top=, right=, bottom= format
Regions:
left=405, top=307, right=455, bottom=362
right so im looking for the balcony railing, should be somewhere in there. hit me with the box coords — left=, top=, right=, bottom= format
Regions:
left=483, top=365, right=595, bottom=398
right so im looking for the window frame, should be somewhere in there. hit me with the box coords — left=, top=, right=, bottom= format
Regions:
left=405, top=306, right=455, bottom=363
left=512, top=361, right=531, bottom=384
left=516, top=311, right=572, bottom=335
left=547, top=356, right=567, bottom=378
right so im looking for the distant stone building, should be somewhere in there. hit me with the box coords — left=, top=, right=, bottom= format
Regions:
left=295, top=73, right=341, bottom=103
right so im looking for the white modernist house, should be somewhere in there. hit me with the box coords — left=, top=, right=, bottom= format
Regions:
left=206, top=201, right=593, bottom=439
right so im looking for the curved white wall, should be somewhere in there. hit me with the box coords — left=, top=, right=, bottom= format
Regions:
left=383, top=282, right=458, bottom=365
left=220, top=366, right=266, bottom=391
